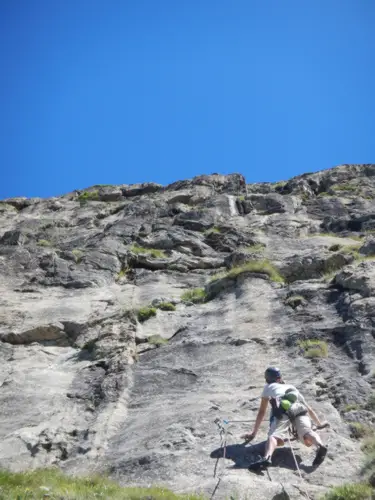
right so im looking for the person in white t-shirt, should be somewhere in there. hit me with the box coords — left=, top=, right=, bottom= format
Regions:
left=241, top=367, right=328, bottom=469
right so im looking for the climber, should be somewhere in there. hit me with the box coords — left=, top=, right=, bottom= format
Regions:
left=241, top=367, right=328, bottom=470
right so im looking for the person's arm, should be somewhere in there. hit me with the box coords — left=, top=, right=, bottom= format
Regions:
left=306, top=404, right=324, bottom=427
left=241, top=397, right=269, bottom=440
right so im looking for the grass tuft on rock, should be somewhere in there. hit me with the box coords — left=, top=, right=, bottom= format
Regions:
left=285, top=295, right=305, bottom=308
left=137, top=307, right=157, bottom=322
left=78, top=191, right=99, bottom=202
left=156, top=302, right=176, bottom=311
left=225, top=260, right=284, bottom=283
left=340, top=244, right=362, bottom=259
left=0, top=468, right=204, bottom=500
left=130, top=244, right=166, bottom=259
left=343, top=404, right=360, bottom=412
left=37, top=239, right=52, bottom=247
left=333, top=184, right=358, bottom=193
left=349, top=422, right=374, bottom=439
left=204, top=227, right=221, bottom=235
left=298, top=339, right=328, bottom=358
left=181, top=288, right=207, bottom=304
left=147, top=335, right=168, bottom=346
left=72, top=249, right=84, bottom=263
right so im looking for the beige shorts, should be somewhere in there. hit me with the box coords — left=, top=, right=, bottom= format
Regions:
left=269, top=415, right=312, bottom=442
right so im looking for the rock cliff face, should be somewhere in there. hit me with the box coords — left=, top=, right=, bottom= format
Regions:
left=1, top=164, right=375, bottom=499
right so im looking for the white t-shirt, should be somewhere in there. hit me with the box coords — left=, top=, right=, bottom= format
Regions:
left=261, top=383, right=307, bottom=405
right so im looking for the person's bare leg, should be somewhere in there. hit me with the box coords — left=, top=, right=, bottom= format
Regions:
left=304, top=430, right=323, bottom=447
left=264, top=436, right=279, bottom=459
left=304, top=431, right=327, bottom=466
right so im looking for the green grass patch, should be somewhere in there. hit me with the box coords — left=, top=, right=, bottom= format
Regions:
left=349, top=422, right=374, bottom=439
left=204, top=227, right=221, bottom=235
left=0, top=468, right=204, bottom=500
left=285, top=295, right=305, bottom=308
left=333, top=184, right=358, bottom=192
left=298, top=339, right=328, bottom=358
left=130, top=244, right=166, bottom=259
left=78, top=191, right=99, bottom=202
left=118, top=269, right=127, bottom=279
left=147, top=335, right=168, bottom=347
left=318, top=191, right=333, bottom=198
left=156, top=302, right=176, bottom=311
left=237, top=195, right=245, bottom=201
left=137, top=307, right=157, bottom=322
left=362, top=436, right=375, bottom=455
left=72, top=249, right=84, bottom=263
left=181, top=288, right=207, bottom=304
left=340, top=244, right=362, bottom=258
left=224, top=260, right=284, bottom=283
left=343, top=404, right=361, bottom=412
left=37, top=239, right=51, bottom=247
left=117, top=266, right=131, bottom=279
left=323, top=482, right=373, bottom=500
left=273, top=181, right=286, bottom=189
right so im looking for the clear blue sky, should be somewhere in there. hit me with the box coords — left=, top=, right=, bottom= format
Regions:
left=1, top=1, right=374, bottom=198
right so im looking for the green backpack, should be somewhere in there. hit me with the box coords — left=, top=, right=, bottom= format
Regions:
left=280, top=389, right=307, bottom=420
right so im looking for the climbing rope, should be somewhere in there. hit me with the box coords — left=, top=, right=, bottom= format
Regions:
left=286, top=431, right=311, bottom=500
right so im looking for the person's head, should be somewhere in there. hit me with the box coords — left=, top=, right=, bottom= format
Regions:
left=264, top=366, right=282, bottom=384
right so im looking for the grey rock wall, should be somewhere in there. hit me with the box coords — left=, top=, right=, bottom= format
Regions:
left=1, top=167, right=375, bottom=499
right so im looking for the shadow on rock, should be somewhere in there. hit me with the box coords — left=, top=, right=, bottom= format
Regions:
left=210, top=440, right=305, bottom=473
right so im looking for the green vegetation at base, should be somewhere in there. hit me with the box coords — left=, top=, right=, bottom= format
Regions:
left=322, top=483, right=373, bottom=500
left=298, top=339, right=328, bottom=358
left=0, top=468, right=204, bottom=500
left=181, top=288, right=207, bottom=304
left=137, top=307, right=157, bottom=322
left=130, top=245, right=166, bottom=259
